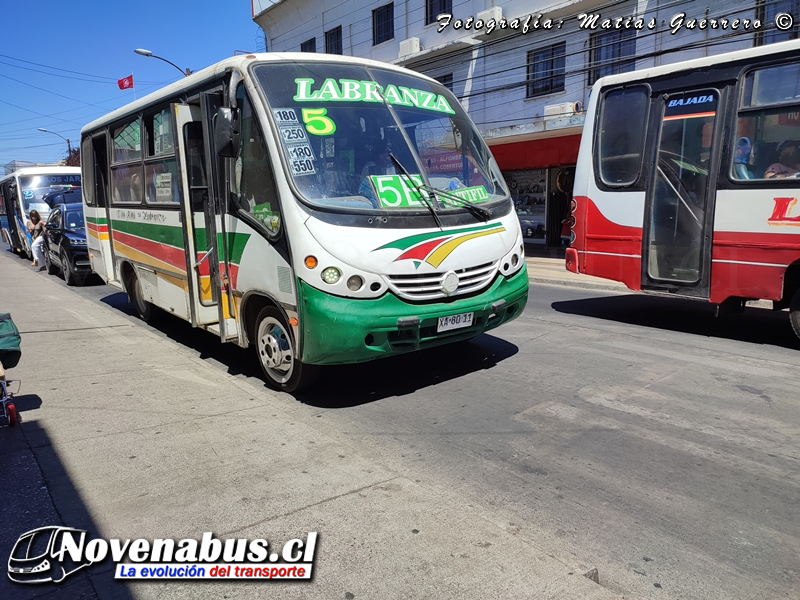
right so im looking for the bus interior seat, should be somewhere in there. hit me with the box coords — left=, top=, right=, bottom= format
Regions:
left=734, top=162, right=753, bottom=180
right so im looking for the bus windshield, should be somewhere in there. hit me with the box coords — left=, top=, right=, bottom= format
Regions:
left=18, top=173, right=81, bottom=214
left=252, top=62, right=508, bottom=213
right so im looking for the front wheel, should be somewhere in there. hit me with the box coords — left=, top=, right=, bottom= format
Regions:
left=45, top=247, right=58, bottom=275
left=254, top=307, right=318, bottom=393
left=790, top=288, right=800, bottom=341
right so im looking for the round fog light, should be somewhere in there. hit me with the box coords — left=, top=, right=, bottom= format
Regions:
left=347, top=275, right=364, bottom=291
left=321, top=267, right=342, bottom=284
left=511, top=254, right=518, bottom=266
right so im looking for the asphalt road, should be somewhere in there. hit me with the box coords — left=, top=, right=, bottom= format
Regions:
left=4, top=251, right=800, bottom=599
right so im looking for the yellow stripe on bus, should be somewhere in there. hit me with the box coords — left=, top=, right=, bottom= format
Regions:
left=88, top=229, right=110, bottom=241
left=426, top=227, right=505, bottom=268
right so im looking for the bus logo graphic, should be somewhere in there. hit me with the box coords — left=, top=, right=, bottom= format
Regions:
left=375, top=223, right=505, bottom=269
left=8, top=526, right=93, bottom=584
left=768, top=197, right=800, bottom=225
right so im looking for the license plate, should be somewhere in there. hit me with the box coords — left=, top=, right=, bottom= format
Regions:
left=437, top=312, right=474, bottom=332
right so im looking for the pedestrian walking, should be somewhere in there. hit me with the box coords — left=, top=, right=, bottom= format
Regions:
left=27, top=210, right=46, bottom=270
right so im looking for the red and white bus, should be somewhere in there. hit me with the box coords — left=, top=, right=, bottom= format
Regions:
left=568, top=39, right=800, bottom=339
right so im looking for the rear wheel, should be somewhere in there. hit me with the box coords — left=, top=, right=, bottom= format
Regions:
left=790, top=288, right=800, bottom=341
left=127, top=271, right=154, bottom=323
left=254, top=307, right=318, bottom=393
left=6, top=403, right=17, bottom=427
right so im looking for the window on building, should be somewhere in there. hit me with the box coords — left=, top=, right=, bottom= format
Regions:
left=325, top=26, right=343, bottom=55
left=527, top=42, right=566, bottom=98
left=426, top=0, right=452, bottom=26
left=373, top=3, right=394, bottom=45
left=756, top=0, right=799, bottom=46
left=588, top=29, right=636, bottom=85
left=301, top=37, right=316, bottom=53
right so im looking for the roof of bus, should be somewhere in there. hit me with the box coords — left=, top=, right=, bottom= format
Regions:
left=592, top=38, right=800, bottom=90
left=81, top=53, right=440, bottom=135
left=0, top=166, right=81, bottom=183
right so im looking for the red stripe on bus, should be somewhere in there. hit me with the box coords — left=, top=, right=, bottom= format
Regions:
left=112, top=230, right=187, bottom=272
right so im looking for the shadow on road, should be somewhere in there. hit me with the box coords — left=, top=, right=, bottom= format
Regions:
left=98, top=291, right=519, bottom=406
left=296, top=334, right=519, bottom=408
left=552, top=294, right=800, bottom=350
left=0, top=421, right=135, bottom=600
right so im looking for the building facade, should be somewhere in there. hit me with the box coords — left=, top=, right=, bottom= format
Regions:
left=254, top=0, right=797, bottom=246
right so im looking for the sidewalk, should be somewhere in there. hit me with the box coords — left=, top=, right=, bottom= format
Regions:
left=522, top=244, right=773, bottom=310
left=0, top=252, right=620, bottom=600
left=523, top=243, right=629, bottom=293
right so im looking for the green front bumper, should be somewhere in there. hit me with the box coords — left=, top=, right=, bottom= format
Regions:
left=298, top=266, right=529, bottom=365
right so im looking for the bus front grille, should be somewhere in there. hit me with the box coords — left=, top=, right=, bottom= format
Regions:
left=385, top=261, right=497, bottom=301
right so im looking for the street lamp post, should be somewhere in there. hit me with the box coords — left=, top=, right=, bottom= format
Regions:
left=134, top=48, right=192, bottom=77
left=37, top=128, right=72, bottom=156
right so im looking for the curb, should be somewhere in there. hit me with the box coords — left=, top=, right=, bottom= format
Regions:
left=528, top=275, right=776, bottom=309
left=528, top=276, right=629, bottom=294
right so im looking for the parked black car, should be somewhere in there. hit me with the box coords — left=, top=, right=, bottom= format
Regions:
left=42, top=203, right=91, bottom=285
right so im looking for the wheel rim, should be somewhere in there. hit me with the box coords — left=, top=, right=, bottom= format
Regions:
left=256, top=317, right=294, bottom=384
left=61, top=251, right=70, bottom=274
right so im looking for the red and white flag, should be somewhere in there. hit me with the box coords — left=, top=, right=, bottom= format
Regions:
left=118, top=74, right=134, bottom=90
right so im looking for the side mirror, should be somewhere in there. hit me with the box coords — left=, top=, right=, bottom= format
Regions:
left=46, top=222, right=58, bottom=230
left=214, top=107, right=241, bottom=158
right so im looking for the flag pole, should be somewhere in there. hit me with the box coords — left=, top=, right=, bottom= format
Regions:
left=133, top=71, right=136, bottom=101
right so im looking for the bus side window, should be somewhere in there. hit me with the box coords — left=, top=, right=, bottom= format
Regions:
left=597, top=86, right=648, bottom=187
left=234, top=85, right=281, bottom=237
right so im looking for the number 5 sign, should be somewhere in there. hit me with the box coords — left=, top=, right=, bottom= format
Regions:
left=371, top=175, right=427, bottom=207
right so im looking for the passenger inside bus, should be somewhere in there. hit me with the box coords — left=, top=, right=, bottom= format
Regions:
left=765, top=140, right=800, bottom=178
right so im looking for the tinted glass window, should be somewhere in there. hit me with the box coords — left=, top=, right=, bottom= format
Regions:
left=113, top=119, right=141, bottom=163
left=597, top=86, right=648, bottom=186
left=65, top=209, right=84, bottom=229
left=733, top=63, right=800, bottom=180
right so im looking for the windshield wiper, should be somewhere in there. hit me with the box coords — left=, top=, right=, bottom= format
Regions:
left=389, top=154, right=491, bottom=223
left=424, top=185, right=491, bottom=222
left=388, top=153, right=443, bottom=229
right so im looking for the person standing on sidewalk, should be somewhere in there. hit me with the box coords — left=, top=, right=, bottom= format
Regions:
left=26, top=210, right=46, bottom=270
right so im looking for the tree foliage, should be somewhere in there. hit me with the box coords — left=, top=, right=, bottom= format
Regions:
left=65, top=147, right=80, bottom=167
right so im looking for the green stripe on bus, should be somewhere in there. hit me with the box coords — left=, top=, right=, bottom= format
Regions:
left=86, top=216, right=108, bottom=225
left=111, top=219, right=184, bottom=249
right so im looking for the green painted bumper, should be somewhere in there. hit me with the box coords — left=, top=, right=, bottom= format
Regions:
left=298, top=266, right=529, bottom=365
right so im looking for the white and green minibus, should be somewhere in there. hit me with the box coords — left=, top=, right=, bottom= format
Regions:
left=81, top=53, right=528, bottom=392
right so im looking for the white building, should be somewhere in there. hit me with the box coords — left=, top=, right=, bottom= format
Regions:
left=254, top=0, right=797, bottom=245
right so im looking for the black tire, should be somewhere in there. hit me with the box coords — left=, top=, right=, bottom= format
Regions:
left=45, top=246, right=58, bottom=275
left=127, top=271, right=154, bottom=323
left=61, top=249, right=77, bottom=286
left=790, top=288, right=800, bottom=341
left=254, top=306, right=318, bottom=393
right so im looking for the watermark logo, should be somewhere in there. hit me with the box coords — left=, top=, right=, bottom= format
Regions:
left=8, top=527, right=318, bottom=584
left=7, top=526, right=93, bottom=584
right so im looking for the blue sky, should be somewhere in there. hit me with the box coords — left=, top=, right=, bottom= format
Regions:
left=0, top=1, right=266, bottom=166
